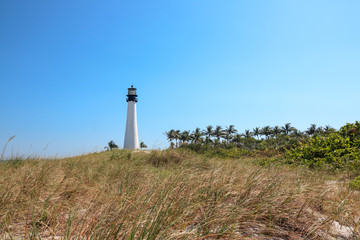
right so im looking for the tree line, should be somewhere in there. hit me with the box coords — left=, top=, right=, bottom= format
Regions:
left=164, top=123, right=337, bottom=151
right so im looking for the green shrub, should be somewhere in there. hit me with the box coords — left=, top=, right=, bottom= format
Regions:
left=286, top=122, right=360, bottom=169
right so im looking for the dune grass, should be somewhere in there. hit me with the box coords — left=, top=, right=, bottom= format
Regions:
left=0, top=149, right=359, bottom=239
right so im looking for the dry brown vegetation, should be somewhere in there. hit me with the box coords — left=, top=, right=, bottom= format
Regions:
left=0, top=150, right=359, bottom=239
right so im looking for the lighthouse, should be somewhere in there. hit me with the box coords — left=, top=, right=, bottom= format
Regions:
left=123, top=85, right=139, bottom=149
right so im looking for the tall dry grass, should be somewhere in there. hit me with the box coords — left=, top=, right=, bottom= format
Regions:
left=0, top=150, right=359, bottom=239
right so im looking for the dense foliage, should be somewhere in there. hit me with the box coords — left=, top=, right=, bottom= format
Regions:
left=286, top=122, right=360, bottom=169
left=165, top=123, right=335, bottom=157
left=166, top=122, right=360, bottom=170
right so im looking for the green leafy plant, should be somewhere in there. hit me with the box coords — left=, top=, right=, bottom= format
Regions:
left=286, top=122, right=360, bottom=169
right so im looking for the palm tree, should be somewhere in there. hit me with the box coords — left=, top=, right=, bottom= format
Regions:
left=306, top=124, right=317, bottom=136
left=281, top=123, right=293, bottom=135
left=180, top=130, right=191, bottom=145
left=108, top=140, right=118, bottom=151
left=213, top=125, right=224, bottom=142
left=253, top=127, right=260, bottom=140
left=272, top=126, right=281, bottom=138
left=243, top=129, right=253, bottom=139
left=140, top=141, right=147, bottom=149
left=225, top=125, right=237, bottom=135
left=173, top=130, right=181, bottom=147
left=261, top=126, right=272, bottom=139
left=164, top=129, right=175, bottom=148
left=203, top=125, right=213, bottom=143
left=225, top=125, right=237, bottom=143
left=316, top=126, right=324, bottom=136
left=192, top=127, right=203, bottom=144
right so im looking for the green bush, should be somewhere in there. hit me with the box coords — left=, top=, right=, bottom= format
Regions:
left=286, top=122, right=360, bottom=169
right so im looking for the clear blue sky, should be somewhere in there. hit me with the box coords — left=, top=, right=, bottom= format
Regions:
left=1, top=0, right=359, bottom=157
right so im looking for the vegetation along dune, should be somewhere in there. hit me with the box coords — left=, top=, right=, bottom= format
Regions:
left=0, top=122, right=359, bottom=239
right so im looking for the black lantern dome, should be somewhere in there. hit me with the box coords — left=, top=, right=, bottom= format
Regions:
left=127, top=85, right=138, bottom=102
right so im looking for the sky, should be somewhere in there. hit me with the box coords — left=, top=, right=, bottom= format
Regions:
left=0, top=0, right=359, bottom=157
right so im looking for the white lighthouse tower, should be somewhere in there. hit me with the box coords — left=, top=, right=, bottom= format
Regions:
left=123, top=85, right=139, bottom=149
